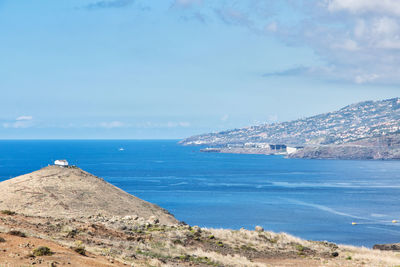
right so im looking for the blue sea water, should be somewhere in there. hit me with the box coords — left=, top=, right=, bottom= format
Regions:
left=0, top=140, right=400, bottom=247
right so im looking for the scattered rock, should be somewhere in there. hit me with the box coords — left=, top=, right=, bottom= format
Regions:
left=19, top=242, right=33, bottom=248
left=192, top=226, right=201, bottom=233
left=373, top=243, right=400, bottom=251
left=255, top=226, right=264, bottom=232
left=147, top=216, right=159, bottom=224
left=331, top=251, right=339, bottom=257
left=118, top=225, right=127, bottom=231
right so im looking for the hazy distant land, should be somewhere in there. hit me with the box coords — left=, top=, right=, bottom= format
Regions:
left=180, top=98, right=400, bottom=160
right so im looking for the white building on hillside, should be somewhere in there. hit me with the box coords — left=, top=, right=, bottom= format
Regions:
left=286, top=147, right=297, bottom=154
left=54, top=159, right=69, bottom=167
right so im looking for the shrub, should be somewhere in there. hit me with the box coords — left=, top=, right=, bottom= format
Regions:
left=240, top=244, right=257, bottom=252
left=173, top=239, right=183, bottom=245
left=1, top=210, right=15, bottom=215
left=73, top=247, right=86, bottom=256
left=66, top=229, right=78, bottom=238
left=177, top=255, right=219, bottom=266
left=32, top=246, right=53, bottom=256
left=72, top=240, right=86, bottom=256
left=0, top=237, right=5, bottom=242
left=8, top=230, right=26, bottom=237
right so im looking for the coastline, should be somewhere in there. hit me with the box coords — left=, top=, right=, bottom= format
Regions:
left=200, top=147, right=286, bottom=155
left=197, top=144, right=400, bottom=160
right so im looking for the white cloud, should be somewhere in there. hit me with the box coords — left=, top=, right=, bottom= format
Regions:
left=174, top=0, right=400, bottom=85
left=332, top=39, right=359, bottom=51
left=172, top=0, right=202, bottom=8
left=372, top=17, right=399, bottom=35
left=178, top=121, right=191, bottom=127
left=99, top=121, right=126, bottom=128
left=84, top=0, right=134, bottom=10
left=3, top=115, right=34, bottom=128
left=327, top=0, right=400, bottom=16
left=136, top=121, right=191, bottom=128
left=376, top=39, right=400, bottom=49
left=16, top=115, right=33, bottom=121
left=354, top=74, right=380, bottom=84
left=166, top=121, right=191, bottom=128
left=215, top=8, right=252, bottom=27
left=274, top=1, right=400, bottom=84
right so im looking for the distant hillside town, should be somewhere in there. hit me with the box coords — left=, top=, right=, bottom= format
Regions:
left=180, top=98, right=400, bottom=160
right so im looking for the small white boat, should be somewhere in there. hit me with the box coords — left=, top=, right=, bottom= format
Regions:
left=119, top=148, right=125, bottom=151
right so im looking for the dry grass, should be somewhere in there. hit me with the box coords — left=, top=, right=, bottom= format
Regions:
left=189, top=248, right=261, bottom=267
left=205, top=228, right=400, bottom=267
left=339, top=244, right=400, bottom=266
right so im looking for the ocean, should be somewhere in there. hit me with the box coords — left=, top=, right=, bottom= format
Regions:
left=0, top=140, right=399, bottom=247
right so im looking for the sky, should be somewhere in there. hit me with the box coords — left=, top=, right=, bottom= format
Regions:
left=1, top=0, right=400, bottom=139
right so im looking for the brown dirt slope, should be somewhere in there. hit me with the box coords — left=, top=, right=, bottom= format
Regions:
left=0, top=166, right=177, bottom=225
left=0, top=231, right=125, bottom=267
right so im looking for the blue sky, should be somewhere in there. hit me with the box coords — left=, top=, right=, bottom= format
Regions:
left=1, top=0, right=400, bottom=139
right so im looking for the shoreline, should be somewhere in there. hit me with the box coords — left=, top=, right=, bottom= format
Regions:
left=198, top=145, right=400, bottom=160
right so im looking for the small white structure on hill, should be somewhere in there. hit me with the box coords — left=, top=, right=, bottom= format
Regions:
left=54, top=159, right=69, bottom=167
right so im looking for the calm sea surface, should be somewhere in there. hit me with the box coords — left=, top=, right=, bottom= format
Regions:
left=0, top=140, right=400, bottom=247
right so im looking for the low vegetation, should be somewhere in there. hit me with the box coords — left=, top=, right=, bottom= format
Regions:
left=72, top=241, right=86, bottom=256
left=1, top=210, right=16, bottom=215
left=32, top=246, right=53, bottom=256
left=8, top=230, right=26, bottom=237
left=0, top=211, right=398, bottom=266
left=73, top=247, right=86, bottom=256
